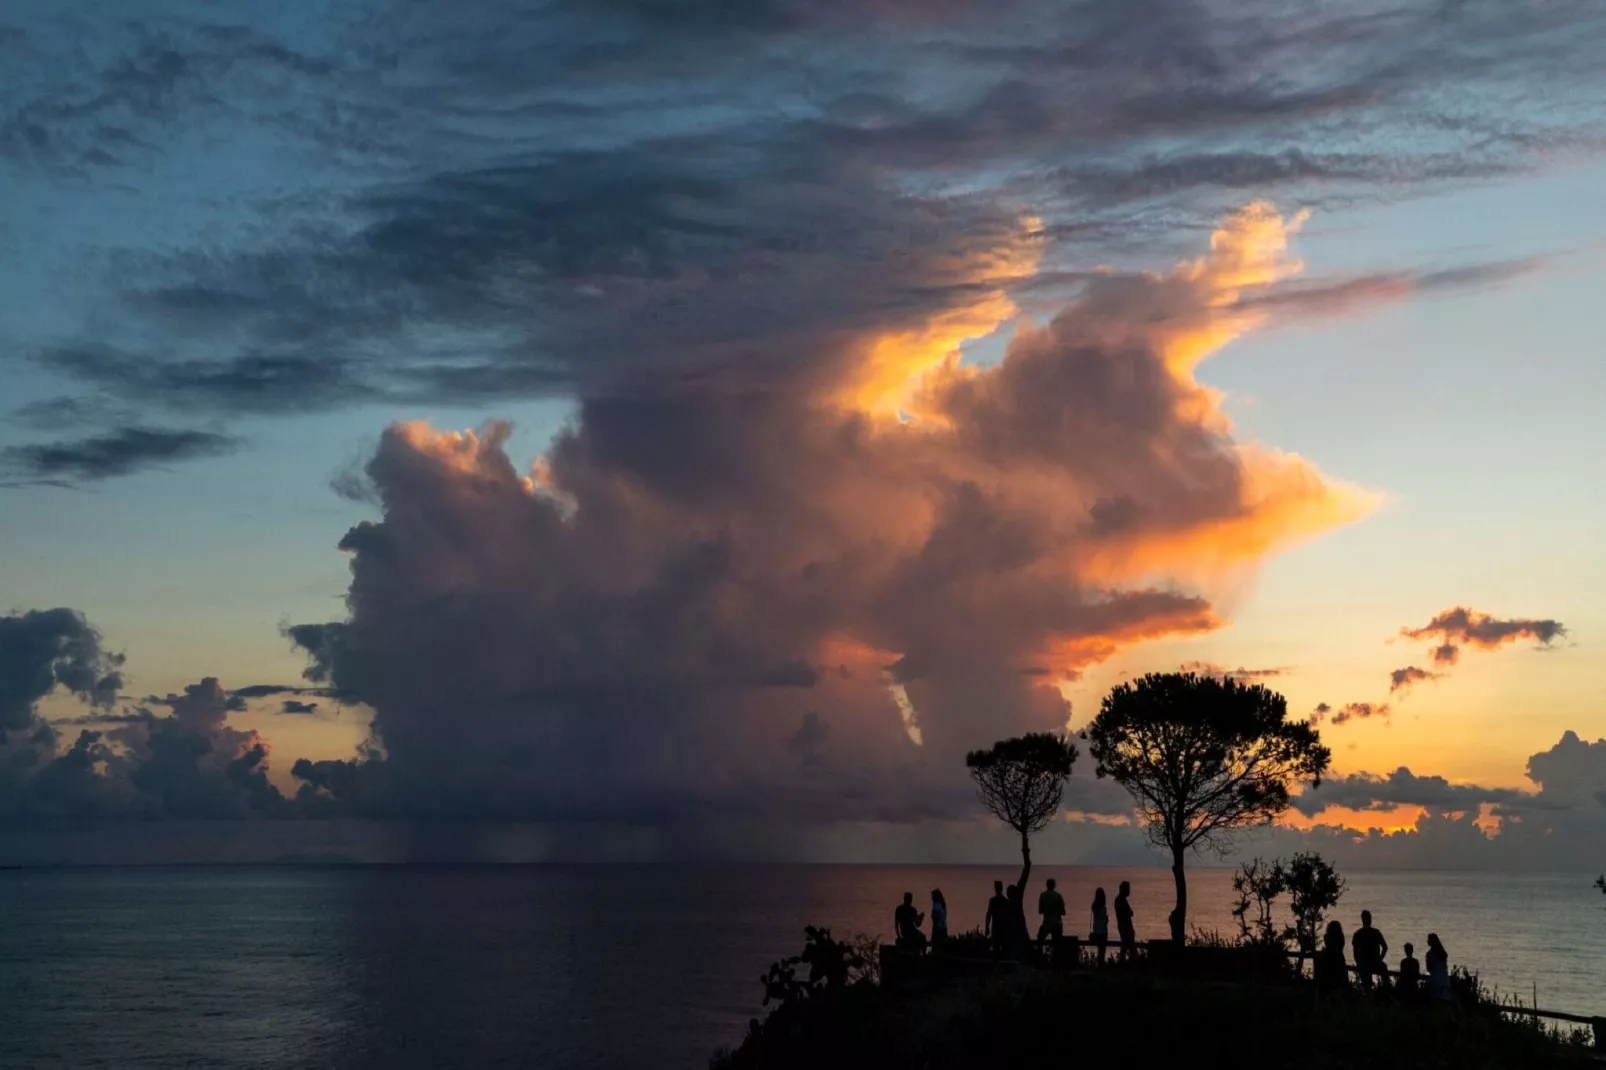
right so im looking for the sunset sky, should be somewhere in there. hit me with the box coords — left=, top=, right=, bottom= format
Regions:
left=2, top=0, right=1604, bottom=865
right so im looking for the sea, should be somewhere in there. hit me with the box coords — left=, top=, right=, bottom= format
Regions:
left=1, top=865, right=1601, bottom=1068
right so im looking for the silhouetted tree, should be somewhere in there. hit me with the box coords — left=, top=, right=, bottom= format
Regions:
left=759, top=927, right=868, bottom=1012
left=1231, top=857, right=1286, bottom=946
left=1087, top=673, right=1329, bottom=943
left=1285, top=852, right=1345, bottom=970
left=965, top=733, right=1077, bottom=902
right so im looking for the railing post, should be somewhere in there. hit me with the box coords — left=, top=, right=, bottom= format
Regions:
left=1592, top=1017, right=1605, bottom=1053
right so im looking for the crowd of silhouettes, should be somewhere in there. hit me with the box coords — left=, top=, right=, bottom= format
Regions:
left=895, top=877, right=1141, bottom=965
left=1315, top=909, right=1454, bottom=1005
left=891, top=884, right=1458, bottom=1009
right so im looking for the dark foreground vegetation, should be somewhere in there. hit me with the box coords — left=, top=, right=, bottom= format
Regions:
left=712, top=931, right=1596, bottom=1070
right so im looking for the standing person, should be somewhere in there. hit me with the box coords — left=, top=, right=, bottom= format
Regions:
left=1425, top=934, right=1451, bottom=1003
left=1005, top=883, right=1027, bottom=960
left=1036, top=878, right=1066, bottom=945
left=1114, top=880, right=1136, bottom=961
left=930, top=889, right=948, bottom=949
left=1352, top=910, right=1389, bottom=993
left=1315, top=920, right=1349, bottom=996
left=985, top=880, right=1009, bottom=956
left=1396, top=942, right=1422, bottom=1002
left=1090, top=887, right=1109, bottom=966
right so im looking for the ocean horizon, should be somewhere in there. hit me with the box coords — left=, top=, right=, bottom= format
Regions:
left=3, top=864, right=1601, bottom=1068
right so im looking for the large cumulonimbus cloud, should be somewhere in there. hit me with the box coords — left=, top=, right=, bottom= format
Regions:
left=282, top=204, right=1375, bottom=831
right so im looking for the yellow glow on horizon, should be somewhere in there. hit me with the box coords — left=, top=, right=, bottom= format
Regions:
left=1281, top=803, right=1428, bottom=835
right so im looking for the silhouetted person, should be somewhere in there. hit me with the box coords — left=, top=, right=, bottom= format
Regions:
left=1005, top=883, right=1028, bottom=960
left=1091, top=887, right=1109, bottom=965
left=1425, top=933, right=1451, bottom=1003
left=1037, top=877, right=1066, bottom=944
left=1352, top=909, right=1389, bottom=993
left=1315, top=919, right=1349, bottom=996
left=895, top=891, right=927, bottom=954
left=930, top=889, right=948, bottom=948
left=1396, top=941, right=1421, bottom=1002
left=985, top=880, right=1009, bottom=955
left=1114, top=880, right=1136, bottom=960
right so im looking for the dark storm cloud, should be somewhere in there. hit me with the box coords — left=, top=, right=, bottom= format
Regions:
left=282, top=700, right=320, bottom=714
left=14, top=0, right=1605, bottom=421
left=277, top=203, right=1385, bottom=829
left=0, top=426, right=239, bottom=484
left=0, top=609, right=123, bottom=731
left=6, top=0, right=1606, bottom=846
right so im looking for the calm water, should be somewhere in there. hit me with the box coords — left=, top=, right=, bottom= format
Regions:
left=1, top=865, right=1601, bottom=1068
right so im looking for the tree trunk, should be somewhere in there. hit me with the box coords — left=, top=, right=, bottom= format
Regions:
left=1170, top=845, right=1188, bottom=944
left=1017, top=829, right=1032, bottom=901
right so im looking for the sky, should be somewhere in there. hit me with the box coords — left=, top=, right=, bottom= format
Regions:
left=2, top=0, right=1604, bottom=866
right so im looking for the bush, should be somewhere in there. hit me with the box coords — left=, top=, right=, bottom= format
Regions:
left=759, top=926, right=871, bottom=1014
left=935, top=928, right=991, bottom=958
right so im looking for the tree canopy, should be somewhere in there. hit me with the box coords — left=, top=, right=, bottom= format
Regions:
left=965, top=732, right=1078, bottom=897
left=1087, top=672, right=1329, bottom=940
left=1285, top=851, right=1346, bottom=960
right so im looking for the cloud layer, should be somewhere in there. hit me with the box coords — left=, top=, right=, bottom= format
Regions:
left=6, top=0, right=1605, bottom=478
left=0, top=426, right=238, bottom=485
left=277, top=205, right=1373, bottom=830
left=3, top=2, right=1604, bottom=865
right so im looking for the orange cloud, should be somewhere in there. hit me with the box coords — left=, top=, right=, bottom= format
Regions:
left=287, top=202, right=1385, bottom=826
